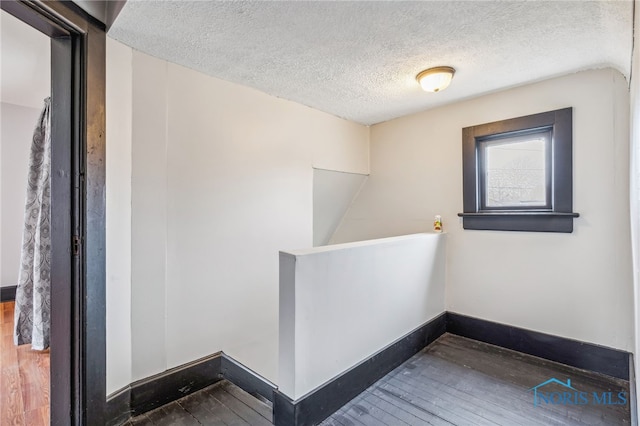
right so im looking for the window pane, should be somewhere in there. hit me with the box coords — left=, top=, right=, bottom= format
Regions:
left=484, top=136, right=547, bottom=208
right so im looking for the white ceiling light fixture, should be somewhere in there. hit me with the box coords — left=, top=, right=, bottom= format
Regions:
left=416, top=66, right=456, bottom=93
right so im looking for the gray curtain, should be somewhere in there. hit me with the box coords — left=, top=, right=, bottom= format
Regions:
left=14, top=97, right=51, bottom=350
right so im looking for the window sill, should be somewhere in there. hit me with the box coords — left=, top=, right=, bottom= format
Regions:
left=457, top=211, right=579, bottom=233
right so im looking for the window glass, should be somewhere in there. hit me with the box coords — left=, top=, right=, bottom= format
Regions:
left=482, top=133, right=549, bottom=209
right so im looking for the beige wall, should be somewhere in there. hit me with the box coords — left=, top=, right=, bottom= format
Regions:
left=313, top=168, right=368, bottom=246
left=106, top=41, right=632, bottom=396
left=106, top=37, right=133, bottom=395
left=104, top=39, right=370, bottom=390
left=334, top=68, right=633, bottom=351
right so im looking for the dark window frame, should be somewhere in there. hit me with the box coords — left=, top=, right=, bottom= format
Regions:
left=458, top=107, right=579, bottom=233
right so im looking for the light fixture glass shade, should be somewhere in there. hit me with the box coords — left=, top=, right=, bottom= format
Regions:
left=416, top=66, right=455, bottom=92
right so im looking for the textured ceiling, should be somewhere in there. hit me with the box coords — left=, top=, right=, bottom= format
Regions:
left=1, top=10, right=50, bottom=109
left=109, top=1, right=633, bottom=125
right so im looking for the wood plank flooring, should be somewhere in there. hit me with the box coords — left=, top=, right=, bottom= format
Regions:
left=131, top=333, right=630, bottom=425
left=126, top=380, right=273, bottom=426
left=0, top=301, right=50, bottom=426
left=1, top=296, right=629, bottom=426
left=321, top=334, right=630, bottom=426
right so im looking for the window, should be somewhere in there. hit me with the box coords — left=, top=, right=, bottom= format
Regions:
left=458, top=108, right=579, bottom=232
left=479, top=129, right=551, bottom=210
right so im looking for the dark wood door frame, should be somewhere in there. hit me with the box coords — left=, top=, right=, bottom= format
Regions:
left=0, top=1, right=106, bottom=425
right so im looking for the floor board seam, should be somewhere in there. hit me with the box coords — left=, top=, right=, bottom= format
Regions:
left=175, top=400, right=204, bottom=425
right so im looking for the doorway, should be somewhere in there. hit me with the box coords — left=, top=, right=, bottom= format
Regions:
left=1, top=8, right=51, bottom=424
left=0, top=1, right=106, bottom=425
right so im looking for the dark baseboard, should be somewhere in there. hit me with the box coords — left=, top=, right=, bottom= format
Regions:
left=221, top=354, right=276, bottom=403
left=106, top=352, right=223, bottom=424
left=131, top=352, right=223, bottom=415
left=105, top=386, right=130, bottom=426
left=0, top=285, right=17, bottom=302
left=106, top=351, right=276, bottom=425
left=107, top=310, right=631, bottom=426
left=630, top=355, right=637, bottom=426
left=273, top=311, right=630, bottom=426
left=273, top=312, right=447, bottom=426
left=446, top=312, right=630, bottom=380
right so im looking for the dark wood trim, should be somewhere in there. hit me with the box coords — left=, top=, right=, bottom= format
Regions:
left=458, top=211, right=580, bottom=217
left=273, top=313, right=447, bottom=426
left=0, top=0, right=70, bottom=37
left=221, top=354, right=276, bottom=403
left=0, top=2, right=107, bottom=425
left=106, top=352, right=278, bottom=424
left=461, top=107, right=577, bottom=233
left=0, top=285, right=17, bottom=302
left=129, top=352, right=223, bottom=416
left=48, top=3, right=106, bottom=424
left=553, top=107, right=574, bottom=212
left=273, top=311, right=629, bottom=426
left=105, top=386, right=131, bottom=426
left=50, top=28, right=75, bottom=426
left=446, top=312, right=630, bottom=380
left=79, top=15, right=107, bottom=426
left=457, top=213, right=577, bottom=233
left=105, top=352, right=224, bottom=425
left=105, top=311, right=445, bottom=426
left=104, top=311, right=631, bottom=425
left=630, top=355, right=638, bottom=426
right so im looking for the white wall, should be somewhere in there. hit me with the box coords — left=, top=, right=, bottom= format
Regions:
left=1, top=10, right=50, bottom=289
left=106, top=38, right=133, bottom=395
left=130, top=51, right=169, bottom=383
left=0, top=10, right=50, bottom=110
left=122, top=46, right=369, bottom=384
left=313, top=168, right=367, bottom=246
left=0, top=103, right=40, bottom=287
left=334, top=68, right=633, bottom=352
left=279, top=233, right=446, bottom=400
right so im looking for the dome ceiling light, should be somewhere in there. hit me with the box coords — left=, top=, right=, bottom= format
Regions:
left=416, top=66, right=456, bottom=93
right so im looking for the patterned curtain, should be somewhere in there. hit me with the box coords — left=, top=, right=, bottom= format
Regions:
left=14, top=97, right=51, bottom=350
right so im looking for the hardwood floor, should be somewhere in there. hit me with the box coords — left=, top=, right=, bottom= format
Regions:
left=321, top=334, right=630, bottom=426
left=127, top=380, right=272, bottom=426
left=0, top=299, right=629, bottom=426
left=0, top=301, right=50, bottom=426
left=131, top=333, right=630, bottom=426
